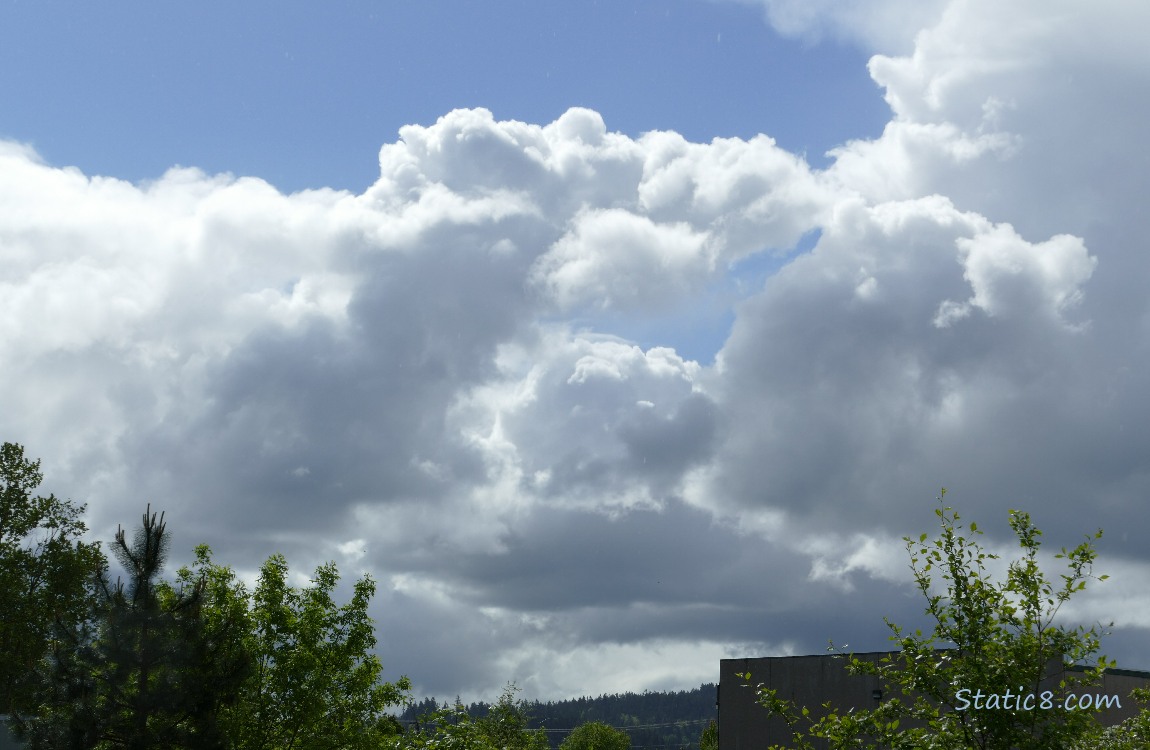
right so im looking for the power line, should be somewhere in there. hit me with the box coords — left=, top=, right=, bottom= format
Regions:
left=538, top=718, right=713, bottom=733
left=396, top=717, right=713, bottom=733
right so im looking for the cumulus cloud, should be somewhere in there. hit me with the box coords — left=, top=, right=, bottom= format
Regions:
left=4, top=0, right=1150, bottom=702
left=935, top=226, right=1095, bottom=328
left=720, top=0, right=950, bottom=52
left=0, top=102, right=839, bottom=697
left=530, top=209, right=713, bottom=311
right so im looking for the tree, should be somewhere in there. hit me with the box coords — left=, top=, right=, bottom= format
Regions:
left=559, top=722, right=631, bottom=750
left=1073, top=688, right=1150, bottom=749
left=390, top=702, right=490, bottom=750
left=3, top=445, right=408, bottom=749
left=699, top=719, right=717, bottom=750
left=0, top=442, right=105, bottom=717
left=219, top=552, right=411, bottom=750
left=742, top=490, right=1115, bottom=750
left=393, top=684, right=548, bottom=750
left=159, top=545, right=257, bottom=745
left=15, top=506, right=251, bottom=750
left=20, top=514, right=407, bottom=750
left=475, top=684, right=550, bottom=750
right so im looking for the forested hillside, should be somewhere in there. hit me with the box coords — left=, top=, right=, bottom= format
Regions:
left=399, top=684, right=717, bottom=750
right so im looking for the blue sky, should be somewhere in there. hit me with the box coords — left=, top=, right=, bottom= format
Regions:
left=3, top=0, right=1150, bottom=707
left=1, top=1, right=886, bottom=192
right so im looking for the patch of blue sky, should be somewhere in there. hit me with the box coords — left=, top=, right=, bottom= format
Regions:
left=564, top=228, right=821, bottom=366
left=0, top=1, right=888, bottom=193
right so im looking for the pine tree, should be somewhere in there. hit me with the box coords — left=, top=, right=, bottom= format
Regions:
left=16, top=506, right=251, bottom=750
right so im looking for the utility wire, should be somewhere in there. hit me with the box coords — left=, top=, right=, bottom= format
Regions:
left=535, top=718, right=713, bottom=733
left=396, top=717, right=713, bottom=733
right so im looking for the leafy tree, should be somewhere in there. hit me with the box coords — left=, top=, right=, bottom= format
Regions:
left=476, top=684, right=550, bottom=750
left=559, top=721, right=631, bottom=750
left=698, top=719, right=717, bottom=750
left=0, top=442, right=105, bottom=717
left=1073, top=688, right=1150, bottom=749
left=21, top=516, right=407, bottom=750
left=220, top=552, right=411, bottom=750
left=394, top=684, right=548, bottom=750
left=742, top=490, right=1115, bottom=750
left=158, top=545, right=257, bottom=744
left=390, top=702, right=491, bottom=750
left=3, top=446, right=408, bottom=750
left=1061, top=685, right=1150, bottom=750
left=16, top=505, right=251, bottom=749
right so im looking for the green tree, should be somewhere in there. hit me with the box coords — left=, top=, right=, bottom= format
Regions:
left=220, top=552, right=410, bottom=750
left=699, top=719, right=717, bottom=750
left=0, top=442, right=105, bottom=717
left=742, top=490, right=1115, bottom=750
left=158, top=545, right=257, bottom=745
left=1073, top=688, right=1150, bottom=749
left=559, top=721, right=631, bottom=750
left=390, top=703, right=491, bottom=750
left=16, top=505, right=250, bottom=749
left=393, top=684, right=548, bottom=750
left=476, top=684, right=550, bottom=750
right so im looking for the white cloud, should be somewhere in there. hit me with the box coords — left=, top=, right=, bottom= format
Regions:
left=448, top=330, right=712, bottom=518
left=937, top=226, right=1095, bottom=328
left=636, top=131, right=830, bottom=257
left=719, top=0, right=950, bottom=52
left=531, top=209, right=713, bottom=311
left=492, top=638, right=736, bottom=702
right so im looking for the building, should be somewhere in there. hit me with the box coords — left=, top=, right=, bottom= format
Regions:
left=718, top=653, right=1150, bottom=750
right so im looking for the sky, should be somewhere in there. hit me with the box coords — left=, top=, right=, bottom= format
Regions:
left=2, top=0, right=1149, bottom=705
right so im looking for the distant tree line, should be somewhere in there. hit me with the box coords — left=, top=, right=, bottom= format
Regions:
left=400, top=685, right=717, bottom=750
